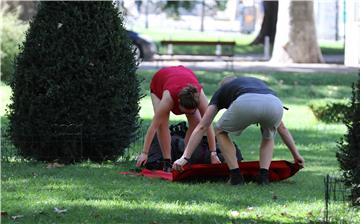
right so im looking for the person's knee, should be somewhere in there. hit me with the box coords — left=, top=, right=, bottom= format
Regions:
left=277, top=122, right=286, bottom=134
left=158, top=123, right=170, bottom=136
left=261, top=137, right=273, bottom=142
left=187, top=113, right=201, bottom=128
left=261, top=126, right=277, bottom=139
left=215, top=127, right=227, bottom=136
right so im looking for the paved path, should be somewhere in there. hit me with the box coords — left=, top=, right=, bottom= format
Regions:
left=139, top=55, right=359, bottom=74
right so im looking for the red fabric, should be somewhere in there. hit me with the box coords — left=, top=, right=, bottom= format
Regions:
left=121, top=160, right=301, bottom=182
left=150, top=66, right=202, bottom=115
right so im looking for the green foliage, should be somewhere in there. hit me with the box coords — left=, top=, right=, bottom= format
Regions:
left=162, top=1, right=196, bottom=19
left=0, top=5, right=28, bottom=84
left=160, top=1, right=228, bottom=20
left=337, top=74, right=360, bottom=206
left=309, top=100, right=350, bottom=123
left=8, top=1, right=141, bottom=163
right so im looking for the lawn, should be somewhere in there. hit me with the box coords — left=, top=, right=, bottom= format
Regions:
left=1, top=71, right=359, bottom=223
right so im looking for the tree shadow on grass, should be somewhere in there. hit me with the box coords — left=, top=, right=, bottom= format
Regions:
left=1, top=116, right=343, bottom=224
left=1, top=203, right=298, bottom=224
left=3, top=159, right=327, bottom=224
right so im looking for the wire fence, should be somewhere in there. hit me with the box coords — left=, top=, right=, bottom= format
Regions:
left=1, top=134, right=21, bottom=162
left=323, top=173, right=360, bottom=223
left=119, top=124, right=147, bottom=161
left=1, top=123, right=148, bottom=163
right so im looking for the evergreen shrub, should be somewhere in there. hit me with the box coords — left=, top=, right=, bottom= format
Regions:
left=8, top=1, right=141, bottom=163
left=337, top=74, right=360, bottom=206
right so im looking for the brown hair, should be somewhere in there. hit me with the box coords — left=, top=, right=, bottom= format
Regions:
left=178, top=84, right=199, bottom=109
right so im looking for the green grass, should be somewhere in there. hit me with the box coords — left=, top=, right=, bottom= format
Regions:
left=2, top=71, right=359, bottom=223
left=133, top=28, right=344, bottom=55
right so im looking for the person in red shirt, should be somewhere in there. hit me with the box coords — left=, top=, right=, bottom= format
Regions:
left=136, top=66, right=221, bottom=171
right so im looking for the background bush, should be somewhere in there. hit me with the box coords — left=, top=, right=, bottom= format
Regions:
left=8, top=1, right=141, bottom=163
left=309, top=99, right=350, bottom=123
left=0, top=5, right=28, bottom=85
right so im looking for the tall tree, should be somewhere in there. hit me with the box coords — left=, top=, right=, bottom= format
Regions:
left=2, top=0, right=37, bottom=21
left=8, top=1, right=141, bottom=163
left=271, top=0, right=323, bottom=63
left=251, top=1, right=278, bottom=45
left=162, top=0, right=195, bottom=19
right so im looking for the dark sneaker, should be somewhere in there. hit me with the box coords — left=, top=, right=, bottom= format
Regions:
left=257, top=174, right=270, bottom=185
left=162, top=161, right=172, bottom=172
left=228, top=173, right=244, bottom=185
left=257, top=168, right=270, bottom=185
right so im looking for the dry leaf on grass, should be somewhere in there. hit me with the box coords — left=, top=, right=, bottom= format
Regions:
left=46, top=162, right=65, bottom=169
left=54, top=207, right=68, bottom=214
left=11, top=215, right=24, bottom=220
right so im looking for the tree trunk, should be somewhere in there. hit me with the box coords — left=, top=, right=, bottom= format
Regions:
left=251, top=1, right=278, bottom=45
left=271, top=0, right=324, bottom=63
left=2, top=0, right=37, bottom=21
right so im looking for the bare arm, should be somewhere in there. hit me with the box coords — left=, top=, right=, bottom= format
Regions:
left=184, top=110, right=201, bottom=145
left=136, top=92, right=172, bottom=167
left=277, top=121, right=305, bottom=167
left=183, top=105, right=218, bottom=158
left=173, top=105, right=219, bottom=170
left=198, top=90, right=217, bottom=152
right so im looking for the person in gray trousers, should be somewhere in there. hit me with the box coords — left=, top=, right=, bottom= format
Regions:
left=173, top=76, right=304, bottom=185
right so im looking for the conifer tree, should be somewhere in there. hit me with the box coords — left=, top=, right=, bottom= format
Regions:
left=337, top=73, right=360, bottom=206
left=8, top=1, right=141, bottom=163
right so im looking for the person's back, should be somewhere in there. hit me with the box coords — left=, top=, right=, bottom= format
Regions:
left=150, top=66, right=202, bottom=115
left=210, top=77, right=275, bottom=110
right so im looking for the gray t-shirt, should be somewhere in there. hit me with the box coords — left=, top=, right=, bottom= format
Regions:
left=209, top=77, right=276, bottom=109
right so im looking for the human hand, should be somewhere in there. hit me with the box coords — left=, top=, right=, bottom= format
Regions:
left=136, top=152, right=148, bottom=167
left=294, top=154, right=305, bottom=168
left=172, top=157, right=189, bottom=171
left=210, top=152, right=221, bottom=164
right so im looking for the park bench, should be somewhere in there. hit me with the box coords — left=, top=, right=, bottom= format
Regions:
left=160, top=40, right=236, bottom=56
left=157, top=40, right=236, bottom=69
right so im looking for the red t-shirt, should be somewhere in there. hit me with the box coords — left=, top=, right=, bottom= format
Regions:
left=150, top=66, right=202, bottom=115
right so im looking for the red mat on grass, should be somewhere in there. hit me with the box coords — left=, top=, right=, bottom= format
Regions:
left=120, top=160, right=301, bottom=182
